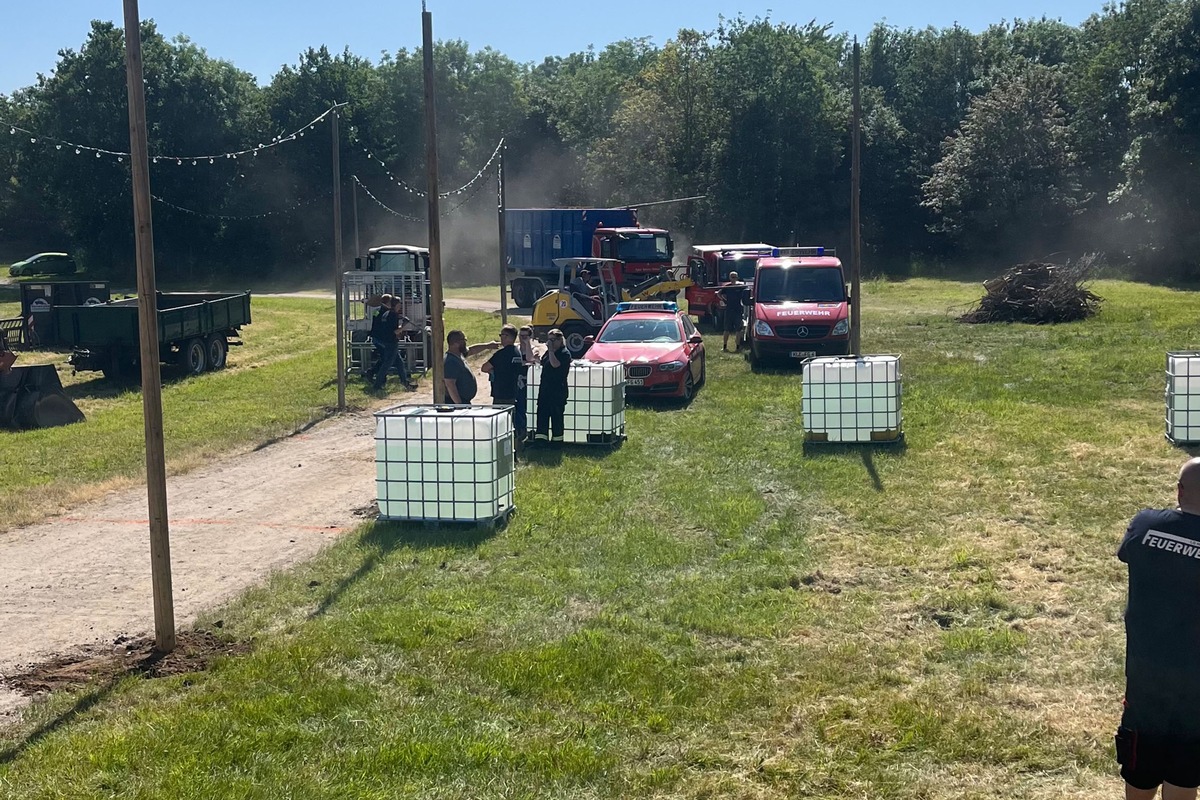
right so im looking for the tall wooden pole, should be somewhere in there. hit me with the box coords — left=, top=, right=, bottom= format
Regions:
left=352, top=176, right=360, bottom=262
left=122, top=0, right=175, bottom=653
left=332, top=106, right=346, bottom=411
left=850, top=38, right=863, bottom=356
left=496, top=141, right=508, bottom=325
left=423, top=8, right=446, bottom=403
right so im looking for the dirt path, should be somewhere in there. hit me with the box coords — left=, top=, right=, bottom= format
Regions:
left=0, top=351, right=500, bottom=723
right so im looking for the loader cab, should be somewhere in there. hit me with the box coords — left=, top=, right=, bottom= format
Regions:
left=530, top=258, right=625, bottom=356
left=357, top=244, right=430, bottom=274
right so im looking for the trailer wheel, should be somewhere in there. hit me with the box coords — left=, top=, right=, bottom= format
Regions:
left=184, top=338, right=208, bottom=375
left=206, top=334, right=228, bottom=370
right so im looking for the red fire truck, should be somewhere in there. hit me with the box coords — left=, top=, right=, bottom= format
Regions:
left=682, top=243, right=775, bottom=326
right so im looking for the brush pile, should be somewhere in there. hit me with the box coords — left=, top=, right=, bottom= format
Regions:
left=959, top=257, right=1103, bottom=324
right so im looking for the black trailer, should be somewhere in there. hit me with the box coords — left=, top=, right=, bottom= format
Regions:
left=52, top=291, right=252, bottom=379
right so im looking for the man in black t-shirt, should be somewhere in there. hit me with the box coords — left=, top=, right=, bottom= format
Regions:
left=1116, top=457, right=1200, bottom=798
left=717, top=272, right=747, bottom=352
left=443, top=329, right=478, bottom=404
left=482, top=324, right=528, bottom=440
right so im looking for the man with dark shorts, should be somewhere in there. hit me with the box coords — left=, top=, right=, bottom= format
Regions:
left=717, top=271, right=747, bottom=352
left=1116, top=457, right=1200, bottom=799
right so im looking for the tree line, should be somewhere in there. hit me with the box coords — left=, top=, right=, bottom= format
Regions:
left=1, top=1, right=1197, bottom=284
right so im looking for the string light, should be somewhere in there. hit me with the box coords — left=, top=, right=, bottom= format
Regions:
left=357, top=137, right=504, bottom=199
left=151, top=191, right=330, bottom=221
left=353, top=175, right=424, bottom=222
left=0, top=105, right=338, bottom=164
left=353, top=174, right=491, bottom=220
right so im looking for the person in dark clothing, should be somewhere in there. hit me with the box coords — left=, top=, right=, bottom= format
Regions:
left=365, top=295, right=414, bottom=391
left=717, top=271, right=748, bottom=352
left=1116, top=457, right=1200, bottom=799
left=482, top=324, right=530, bottom=441
left=443, top=329, right=478, bottom=404
left=533, top=328, right=571, bottom=443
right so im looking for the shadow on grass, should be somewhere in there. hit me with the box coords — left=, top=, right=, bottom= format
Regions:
left=1169, top=441, right=1200, bottom=458
left=801, top=439, right=909, bottom=492
left=0, top=683, right=114, bottom=766
left=307, top=516, right=504, bottom=619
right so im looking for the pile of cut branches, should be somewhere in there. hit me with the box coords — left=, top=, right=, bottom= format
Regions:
left=959, top=256, right=1103, bottom=324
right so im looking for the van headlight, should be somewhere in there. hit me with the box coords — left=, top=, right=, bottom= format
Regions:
left=832, top=318, right=849, bottom=336
left=753, top=320, right=774, bottom=337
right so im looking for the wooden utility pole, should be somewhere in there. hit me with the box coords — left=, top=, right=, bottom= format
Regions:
left=496, top=140, right=508, bottom=325
left=850, top=38, right=863, bottom=356
left=122, top=0, right=175, bottom=653
left=423, top=7, right=446, bottom=402
left=332, top=105, right=346, bottom=411
left=351, top=176, right=360, bottom=263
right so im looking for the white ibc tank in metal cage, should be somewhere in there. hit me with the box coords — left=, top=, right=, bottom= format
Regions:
left=527, top=360, right=626, bottom=444
left=802, top=355, right=902, bottom=443
left=1166, top=352, right=1200, bottom=444
left=374, top=404, right=515, bottom=523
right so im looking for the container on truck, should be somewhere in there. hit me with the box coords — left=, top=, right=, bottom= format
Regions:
left=505, top=208, right=673, bottom=308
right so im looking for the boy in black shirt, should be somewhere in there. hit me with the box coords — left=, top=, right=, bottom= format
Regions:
left=1116, top=457, right=1200, bottom=798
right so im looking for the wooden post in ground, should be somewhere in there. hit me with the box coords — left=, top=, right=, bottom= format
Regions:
left=496, top=140, right=507, bottom=325
left=423, top=8, right=446, bottom=402
left=332, top=105, right=346, bottom=411
left=850, top=38, right=863, bottom=356
left=122, top=0, right=175, bottom=653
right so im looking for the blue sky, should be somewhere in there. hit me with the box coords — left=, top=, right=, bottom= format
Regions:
left=3, top=0, right=1106, bottom=95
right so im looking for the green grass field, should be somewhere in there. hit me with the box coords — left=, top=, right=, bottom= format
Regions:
left=0, top=296, right=499, bottom=530
left=3, top=278, right=1197, bottom=797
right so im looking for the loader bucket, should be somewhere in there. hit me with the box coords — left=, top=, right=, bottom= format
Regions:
left=0, top=364, right=85, bottom=430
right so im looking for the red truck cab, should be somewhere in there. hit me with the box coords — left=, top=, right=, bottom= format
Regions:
left=683, top=244, right=775, bottom=325
left=592, top=227, right=673, bottom=284
left=745, top=247, right=850, bottom=365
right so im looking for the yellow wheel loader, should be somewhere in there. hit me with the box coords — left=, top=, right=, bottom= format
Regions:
left=531, top=258, right=696, bottom=355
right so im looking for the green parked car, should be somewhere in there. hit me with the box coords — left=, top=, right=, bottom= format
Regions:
left=9, top=252, right=77, bottom=277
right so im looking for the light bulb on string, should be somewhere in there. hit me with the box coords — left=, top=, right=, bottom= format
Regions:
left=75, top=148, right=81, bottom=154
left=55, top=144, right=61, bottom=150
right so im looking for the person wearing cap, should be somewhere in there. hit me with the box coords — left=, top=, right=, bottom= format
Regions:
left=1116, top=457, right=1200, bottom=798
left=717, top=271, right=748, bottom=352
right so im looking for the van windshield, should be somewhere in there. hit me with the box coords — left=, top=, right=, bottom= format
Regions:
left=755, top=267, right=845, bottom=303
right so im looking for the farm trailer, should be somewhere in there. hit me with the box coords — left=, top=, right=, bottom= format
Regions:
left=53, top=291, right=252, bottom=379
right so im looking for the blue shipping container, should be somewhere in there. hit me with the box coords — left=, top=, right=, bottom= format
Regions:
left=505, top=208, right=637, bottom=277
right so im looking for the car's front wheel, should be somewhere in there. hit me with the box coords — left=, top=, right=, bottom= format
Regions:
left=681, top=372, right=695, bottom=403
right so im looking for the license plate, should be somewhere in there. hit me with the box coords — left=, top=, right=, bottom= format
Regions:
left=626, top=378, right=645, bottom=386
left=789, top=351, right=817, bottom=359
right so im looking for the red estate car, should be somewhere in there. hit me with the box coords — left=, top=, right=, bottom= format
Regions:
left=583, top=301, right=706, bottom=401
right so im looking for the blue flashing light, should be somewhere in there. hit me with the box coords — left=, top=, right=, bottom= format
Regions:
left=771, top=248, right=780, bottom=257
left=615, top=301, right=679, bottom=314
left=816, top=246, right=825, bottom=256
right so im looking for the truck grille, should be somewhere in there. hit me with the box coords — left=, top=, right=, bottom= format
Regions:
left=626, top=365, right=653, bottom=378
left=775, top=325, right=830, bottom=339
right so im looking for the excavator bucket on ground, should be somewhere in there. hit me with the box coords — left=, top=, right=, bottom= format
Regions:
left=0, top=364, right=85, bottom=431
